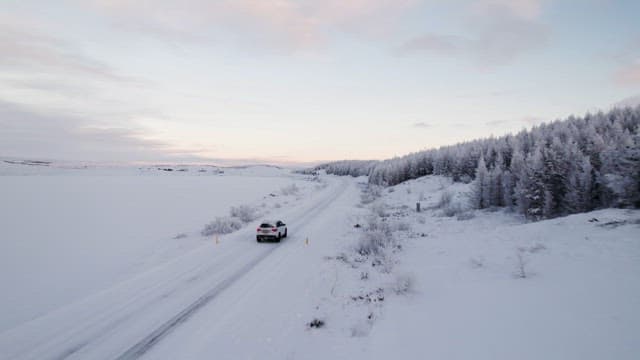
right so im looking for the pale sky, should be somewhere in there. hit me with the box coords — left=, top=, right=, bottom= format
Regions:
left=1, top=0, right=639, bottom=164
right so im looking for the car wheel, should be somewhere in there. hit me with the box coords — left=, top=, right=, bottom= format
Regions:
left=284, top=228, right=288, bottom=238
left=277, top=233, right=281, bottom=242
left=257, top=237, right=261, bottom=243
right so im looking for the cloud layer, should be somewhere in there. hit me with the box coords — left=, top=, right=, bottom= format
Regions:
left=82, top=0, right=416, bottom=51
left=0, top=100, right=180, bottom=162
left=399, top=0, right=548, bottom=67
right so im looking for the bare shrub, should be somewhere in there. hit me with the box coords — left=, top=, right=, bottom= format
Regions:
left=355, top=214, right=396, bottom=258
left=441, top=202, right=465, bottom=217
left=361, top=185, right=383, bottom=204
left=417, top=216, right=426, bottom=224
left=201, top=217, right=243, bottom=236
left=280, top=183, right=299, bottom=196
left=364, top=214, right=392, bottom=234
left=173, top=233, right=188, bottom=240
left=229, top=205, right=258, bottom=223
left=370, top=202, right=388, bottom=218
left=437, top=190, right=453, bottom=208
left=356, top=230, right=389, bottom=256
left=515, top=251, right=528, bottom=279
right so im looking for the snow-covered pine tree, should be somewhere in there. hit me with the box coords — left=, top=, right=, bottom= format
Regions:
left=315, top=106, right=639, bottom=220
left=472, top=155, right=489, bottom=209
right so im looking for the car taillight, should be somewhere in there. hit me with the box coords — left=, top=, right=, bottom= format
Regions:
left=272, top=228, right=277, bottom=232
left=257, top=228, right=260, bottom=232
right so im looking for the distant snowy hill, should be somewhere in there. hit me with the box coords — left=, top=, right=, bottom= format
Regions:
left=0, top=158, right=291, bottom=177
left=615, top=95, right=640, bottom=108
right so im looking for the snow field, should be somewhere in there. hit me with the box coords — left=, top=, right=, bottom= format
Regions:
left=0, top=166, right=316, bottom=333
left=1, top=164, right=638, bottom=360
left=323, top=175, right=640, bottom=360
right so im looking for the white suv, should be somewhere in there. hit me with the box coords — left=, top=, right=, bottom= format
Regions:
left=256, top=220, right=288, bottom=242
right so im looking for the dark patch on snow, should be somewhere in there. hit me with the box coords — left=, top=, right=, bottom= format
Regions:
left=4, top=159, right=51, bottom=166
left=598, top=219, right=640, bottom=229
left=307, top=319, right=325, bottom=329
left=351, top=288, right=385, bottom=304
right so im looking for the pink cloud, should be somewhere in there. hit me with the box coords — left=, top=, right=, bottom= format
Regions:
left=399, top=0, right=549, bottom=68
left=472, top=0, right=544, bottom=20
left=614, top=61, right=640, bottom=86
left=0, top=20, right=140, bottom=83
left=83, top=0, right=417, bottom=50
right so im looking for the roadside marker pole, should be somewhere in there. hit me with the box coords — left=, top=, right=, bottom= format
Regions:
left=215, top=235, right=219, bottom=245
left=305, top=237, right=309, bottom=246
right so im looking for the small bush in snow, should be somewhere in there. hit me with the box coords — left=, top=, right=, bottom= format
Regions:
left=417, top=216, right=426, bottom=224
left=173, top=233, right=188, bottom=240
left=201, top=217, right=243, bottom=236
left=370, top=202, right=388, bottom=218
left=360, top=185, right=382, bottom=204
left=364, top=215, right=391, bottom=234
left=229, top=205, right=258, bottom=223
left=356, top=230, right=389, bottom=256
left=437, top=190, right=454, bottom=208
left=280, top=183, right=299, bottom=196
left=441, top=202, right=465, bottom=217
left=515, top=250, right=528, bottom=279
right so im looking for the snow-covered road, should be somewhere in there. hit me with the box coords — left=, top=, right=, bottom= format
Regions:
left=0, top=176, right=358, bottom=360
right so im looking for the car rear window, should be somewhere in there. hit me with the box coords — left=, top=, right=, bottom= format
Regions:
left=260, top=223, right=273, bottom=228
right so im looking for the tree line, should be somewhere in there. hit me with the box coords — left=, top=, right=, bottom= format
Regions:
left=314, top=106, right=640, bottom=220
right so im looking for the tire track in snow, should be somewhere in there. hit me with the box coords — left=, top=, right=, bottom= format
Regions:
left=115, top=179, right=348, bottom=359
left=9, top=178, right=346, bottom=360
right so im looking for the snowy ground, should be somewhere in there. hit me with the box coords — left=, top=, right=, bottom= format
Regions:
left=0, top=161, right=313, bottom=333
left=1, top=162, right=638, bottom=359
left=314, top=176, right=640, bottom=360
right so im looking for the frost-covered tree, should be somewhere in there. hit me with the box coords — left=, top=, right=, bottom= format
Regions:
left=516, top=146, right=547, bottom=220
left=314, top=106, right=640, bottom=220
left=472, top=156, right=489, bottom=209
